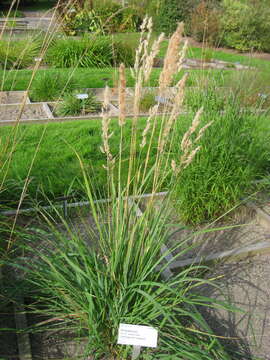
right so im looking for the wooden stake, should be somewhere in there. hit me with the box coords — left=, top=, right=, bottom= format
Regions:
left=132, top=345, right=141, bottom=359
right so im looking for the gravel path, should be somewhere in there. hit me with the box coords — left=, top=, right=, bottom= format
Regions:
left=202, top=255, right=270, bottom=359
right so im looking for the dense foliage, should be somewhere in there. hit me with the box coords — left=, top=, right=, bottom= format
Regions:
left=189, top=0, right=270, bottom=51
left=46, top=37, right=135, bottom=68
left=153, top=0, right=196, bottom=35
left=62, top=0, right=142, bottom=35
left=173, top=91, right=270, bottom=224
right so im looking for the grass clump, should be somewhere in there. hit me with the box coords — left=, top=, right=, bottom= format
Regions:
left=139, top=91, right=156, bottom=112
left=10, top=21, right=238, bottom=359
left=30, top=72, right=77, bottom=102
left=173, top=94, right=270, bottom=224
left=0, top=38, right=41, bottom=70
left=55, top=91, right=102, bottom=116
left=18, top=198, right=234, bottom=359
left=45, top=36, right=135, bottom=68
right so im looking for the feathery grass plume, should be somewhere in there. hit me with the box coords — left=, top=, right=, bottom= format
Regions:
left=181, top=107, right=203, bottom=152
left=100, top=86, right=114, bottom=169
left=157, top=73, right=188, bottom=154
left=140, top=104, right=159, bottom=148
left=143, top=32, right=165, bottom=82
left=171, top=107, right=213, bottom=175
left=159, top=22, right=184, bottom=95
left=177, top=39, right=188, bottom=70
left=118, top=63, right=126, bottom=126
left=132, top=16, right=153, bottom=116
left=125, top=17, right=155, bottom=195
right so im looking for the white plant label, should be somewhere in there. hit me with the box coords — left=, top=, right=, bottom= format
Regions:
left=76, top=93, right=89, bottom=99
left=117, top=324, right=158, bottom=348
left=34, top=57, right=42, bottom=62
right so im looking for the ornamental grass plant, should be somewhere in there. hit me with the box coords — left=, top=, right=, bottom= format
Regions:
left=9, top=17, right=241, bottom=360
left=0, top=1, right=264, bottom=358
left=173, top=82, right=270, bottom=225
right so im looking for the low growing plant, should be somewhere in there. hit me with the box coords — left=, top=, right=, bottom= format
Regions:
left=30, top=72, right=77, bottom=102
left=45, top=37, right=135, bottom=68
left=173, top=94, right=270, bottom=224
left=0, top=9, right=25, bottom=17
left=55, top=90, right=102, bottom=116
left=0, top=38, right=41, bottom=70
left=139, top=91, right=156, bottom=112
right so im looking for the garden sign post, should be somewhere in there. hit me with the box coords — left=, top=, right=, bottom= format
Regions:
left=76, top=93, right=88, bottom=115
left=117, top=323, right=158, bottom=359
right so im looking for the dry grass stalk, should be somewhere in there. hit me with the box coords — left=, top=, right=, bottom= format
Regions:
left=177, top=39, right=188, bottom=71
left=157, top=73, right=188, bottom=154
left=132, top=16, right=150, bottom=77
left=100, top=86, right=114, bottom=168
left=143, top=33, right=164, bottom=83
left=171, top=107, right=213, bottom=175
left=118, top=63, right=126, bottom=126
left=195, top=121, right=213, bottom=143
left=159, top=22, right=184, bottom=95
left=132, top=17, right=154, bottom=117
left=181, top=107, right=203, bottom=152
left=140, top=104, right=159, bottom=148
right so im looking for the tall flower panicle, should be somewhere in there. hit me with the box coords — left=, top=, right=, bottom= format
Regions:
left=118, top=63, right=126, bottom=127
left=172, top=108, right=213, bottom=175
left=100, top=86, right=114, bottom=168
left=159, top=22, right=184, bottom=95
left=140, top=104, right=159, bottom=148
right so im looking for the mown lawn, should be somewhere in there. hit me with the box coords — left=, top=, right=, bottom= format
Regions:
left=1, top=67, right=238, bottom=92
left=1, top=109, right=269, bottom=208
left=0, top=117, right=163, bottom=204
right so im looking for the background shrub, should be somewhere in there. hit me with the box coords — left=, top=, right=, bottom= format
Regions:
left=220, top=0, right=270, bottom=52
left=139, top=91, right=156, bottom=112
left=224, top=70, right=270, bottom=109
left=153, top=0, right=197, bottom=35
left=62, top=0, right=142, bottom=35
left=189, top=0, right=221, bottom=45
left=0, top=9, right=25, bottom=17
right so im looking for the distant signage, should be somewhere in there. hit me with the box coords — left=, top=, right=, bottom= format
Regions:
left=76, top=94, right=89, bottom=100
left=155, top=95, right=168, bottom=104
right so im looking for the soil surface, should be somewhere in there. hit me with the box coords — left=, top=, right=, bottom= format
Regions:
left=143, top=197, right=270, bottom=359
left=0, top=105, right=48, bottom=121
left=202, top=255, right=270, bottom=359
left=168, top=205, right=268, bottom=260
left=0, top=91, right=29, bottom=105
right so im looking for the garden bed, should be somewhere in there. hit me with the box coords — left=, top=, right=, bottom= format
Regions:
left=0, top=103, right=52, bottom=121
left=0, top=90, right=30, bottom=104
left=7, top=194, right=270, bottom=360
